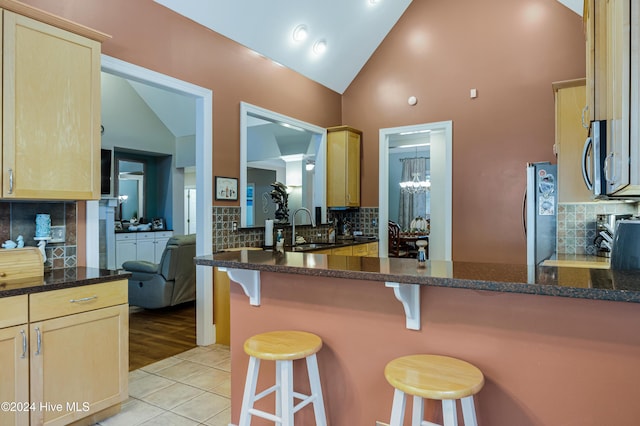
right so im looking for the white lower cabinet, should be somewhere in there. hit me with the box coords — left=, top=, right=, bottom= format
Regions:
left=115, top=231, right=173, bottom=268
left=135, top=233, right=156, bottom=263
left=154, top=233, right=171, bottom=262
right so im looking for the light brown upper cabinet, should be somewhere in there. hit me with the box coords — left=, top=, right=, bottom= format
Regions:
left=1, top=3, right=108, bottom=200
left=554, top=79, right=592, bottom=202
left=327, top=126, right=362, bottom=208
left=584, top=0, right=640, bottom=197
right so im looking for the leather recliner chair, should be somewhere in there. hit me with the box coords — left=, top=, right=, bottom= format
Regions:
left=123, top=234, right=196, bottom=309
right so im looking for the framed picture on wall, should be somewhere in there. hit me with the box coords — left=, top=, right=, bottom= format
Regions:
left=215, top=176, right=238, bottom=201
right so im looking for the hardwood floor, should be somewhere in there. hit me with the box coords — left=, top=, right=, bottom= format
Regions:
left=128, top=301, right=197, bottom=371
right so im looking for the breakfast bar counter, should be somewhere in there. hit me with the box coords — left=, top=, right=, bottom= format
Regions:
left=197, top=250, right=640, bottom=425
left=197, top=249, right=640, bottom=302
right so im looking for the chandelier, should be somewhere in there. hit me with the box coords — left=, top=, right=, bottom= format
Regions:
left=400, top=172, right=431, bottom=194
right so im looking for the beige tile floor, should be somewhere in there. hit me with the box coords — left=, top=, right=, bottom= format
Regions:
left=96, top=344, right=232, bottom=426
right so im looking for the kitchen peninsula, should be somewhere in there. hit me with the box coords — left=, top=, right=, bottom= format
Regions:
left=197, top=250, right=640, bottom=425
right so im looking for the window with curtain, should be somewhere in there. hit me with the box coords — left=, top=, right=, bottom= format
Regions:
left=398, top=156, right=429, bottom=231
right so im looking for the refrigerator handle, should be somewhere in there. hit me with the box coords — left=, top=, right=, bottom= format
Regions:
left=581, top=135, right=593, bottom=190
left=522, top=188, right=527, bottom=236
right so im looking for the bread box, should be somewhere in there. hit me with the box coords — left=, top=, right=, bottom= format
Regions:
left=0, top=247, right=44, bottom=283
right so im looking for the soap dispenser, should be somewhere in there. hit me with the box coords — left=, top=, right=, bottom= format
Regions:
left=416, top=240, right=427, bottom=267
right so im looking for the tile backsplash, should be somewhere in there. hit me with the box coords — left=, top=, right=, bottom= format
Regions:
left=0, top=201, right=77, bottom=269
left=557, top=201, right=637, bottom=255
left=212, top=206, right=379, bottom=252
left=1, top=200, right=629, bottom=265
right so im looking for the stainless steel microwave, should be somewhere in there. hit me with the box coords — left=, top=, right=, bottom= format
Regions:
left=581, top=119, right=607, bottom=198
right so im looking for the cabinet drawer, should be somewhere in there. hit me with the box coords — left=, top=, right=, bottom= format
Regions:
left=313, top=248, right=333, bottom=254
left=30, top=280, right=127, bottom=322
left=331, top=246, right=353, bottom=255
left=367, top=242, right=379, bottom=256
left=352, top=244, right=369, bottom=256
left=115, top=233, right=136, bottom=241
left=0, top=295, right=28, bottom=328
left=154, top=231, right=173, bottom=239
left=136, top=232, right=154, bottom=241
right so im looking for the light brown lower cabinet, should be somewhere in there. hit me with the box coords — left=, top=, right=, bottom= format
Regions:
left=365, top=242, right=379, bottom=257
left=0, top=295, right=29, bottom=426
left=351, top=242, right=379, bottom=257
left=330, top=246, right=353, bottom=256
left=213, top=267, right=231, bottom=346
left=0, top=281, right=128, bottom=426
left=311, top=242, right=378, bottom=257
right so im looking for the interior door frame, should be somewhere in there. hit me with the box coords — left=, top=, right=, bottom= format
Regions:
left=379, top=121, right=453, bottom=261
left=99, top=55, right=215, bottom=345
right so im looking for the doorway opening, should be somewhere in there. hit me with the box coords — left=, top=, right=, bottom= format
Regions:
left=185, top=184, right=197, bottom=234
left=379, top=121, right=452, bottom=261
left=100, top=55, right=214, bottom=349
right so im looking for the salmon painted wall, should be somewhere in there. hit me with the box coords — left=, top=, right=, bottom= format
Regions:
left=21, top=0, right=585, bottom=265
left=342, top=0, right=586, bottom=264
left=230, top=273, right=640, bottom=425
left=20, top=0, right=342, bottom=200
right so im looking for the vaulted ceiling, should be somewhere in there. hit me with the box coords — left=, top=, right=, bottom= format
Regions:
left=117, top=0, right=582, bottom=139
left=153, top=0, right=581, bottom=95
left=153, top=0, right=413, bottom=94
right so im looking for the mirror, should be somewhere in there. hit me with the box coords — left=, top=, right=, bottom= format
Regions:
left=116, top=159, right=145, bottom=222
left=240, top=102, right=327, bottom=228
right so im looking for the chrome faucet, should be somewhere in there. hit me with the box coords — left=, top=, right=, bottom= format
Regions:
left=291, top=207, right=316, bottom=246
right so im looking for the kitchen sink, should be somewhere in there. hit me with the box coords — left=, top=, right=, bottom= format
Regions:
left=287, top=242, right=334, bottom=252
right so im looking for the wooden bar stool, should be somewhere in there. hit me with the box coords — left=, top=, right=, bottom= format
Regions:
left=384, top=354, right=484, bottom=426
left=239, top=330, right=327, bottom=426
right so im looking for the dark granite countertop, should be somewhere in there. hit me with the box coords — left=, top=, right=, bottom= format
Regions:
left=281, top=237, right=378, bottom=252
left=195, top=250, right=640, bottom=303
left=115, top=229, right=173, bottom=234
left=0, top=267, right=131, bottom=298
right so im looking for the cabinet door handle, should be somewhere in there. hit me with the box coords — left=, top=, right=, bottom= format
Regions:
left=35, top=327, right=42, bottom=356
left=20, top=329, right=27, bottom=359
left=69, top=295, right=98, bottom=303
left=8, top=168, right=13, bottom=194
left=604, top=152, right=616, bottom=185
left=581, top=105, right=590, bottom=129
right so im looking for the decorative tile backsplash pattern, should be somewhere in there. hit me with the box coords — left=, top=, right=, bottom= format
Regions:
left=212, top=206, right=380, bottom=252
left=0, top=201, right=77, bottom=269
left=557, top=202, right=637, bottom=255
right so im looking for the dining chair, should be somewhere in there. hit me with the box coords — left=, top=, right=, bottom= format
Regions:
left=388, top=221, right=412, bottom=258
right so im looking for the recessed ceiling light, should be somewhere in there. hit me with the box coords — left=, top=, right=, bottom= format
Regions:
left=369, top=0, right=381, bottom=4
left=399, top=130, right=432, bottom=135
left=281, top=154, right=305, bottom=162
left=292, top=25, right=308, bottom=42
left=312, top=39, right=327, bottom=55
left=280, top=122, right=304, bottom=132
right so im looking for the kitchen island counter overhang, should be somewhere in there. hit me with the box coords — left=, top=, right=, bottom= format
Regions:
left=196, top=249, right=640, bottom=425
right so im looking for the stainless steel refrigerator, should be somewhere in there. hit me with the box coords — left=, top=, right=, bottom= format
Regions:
left=526, top=162, right=557, bottom=265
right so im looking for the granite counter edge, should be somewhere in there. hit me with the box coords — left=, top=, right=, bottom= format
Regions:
left=0, top=269, right=131, bottom=298
left=196, top=257, right=640, bottom=304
